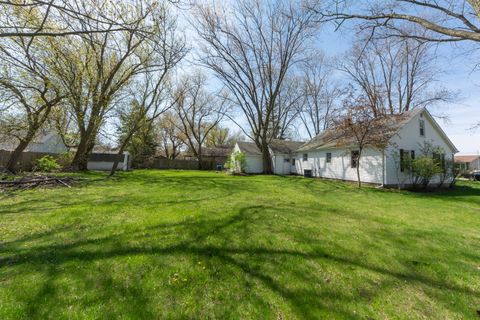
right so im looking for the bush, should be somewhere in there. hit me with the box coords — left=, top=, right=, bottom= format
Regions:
left=227, top=151, right=247, bottom=173
left=35, top=155, right=61, bottom=173
left=412, top=156, right=441, bottom=189
left=56, top=152, right=75, bottom=170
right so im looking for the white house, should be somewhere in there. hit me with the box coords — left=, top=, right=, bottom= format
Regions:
left=0, top=130, right=68, bottom=154
left=232, top=140, right=304, bottom=174
left=295, top=108, right=458, bottom=187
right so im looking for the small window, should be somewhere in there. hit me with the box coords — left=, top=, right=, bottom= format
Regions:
left=284, top=158, right=290, bottom=163
left=419, top=120, right=425, bottom=137
left=292, top=158, right=295, bottom=165
left=303, top=154, right=308, bottom=161
left=351, top=151, right=360, bottom=168
left=326, top=152, right=332, bottom=163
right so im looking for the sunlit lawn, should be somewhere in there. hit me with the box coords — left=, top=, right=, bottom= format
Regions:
left=0, top=170, right=479, bottom=319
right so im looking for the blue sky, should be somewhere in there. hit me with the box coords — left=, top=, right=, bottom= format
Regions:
left=317, top=23, right=480, bottom=155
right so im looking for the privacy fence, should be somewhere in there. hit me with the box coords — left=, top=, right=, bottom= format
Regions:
left=142, top=158, right=219, bottom=170
left=0, top=150, right=58, bottom=171
left=0, top=150, right=130, bottom=172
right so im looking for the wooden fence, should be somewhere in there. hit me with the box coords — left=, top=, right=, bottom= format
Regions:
left=0, top=150, right=59, bottom=171
left=0, top=150, right=130, bottom=172
left=144, top=158, right=219, bottom=170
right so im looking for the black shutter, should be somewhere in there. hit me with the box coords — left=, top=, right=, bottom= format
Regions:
left=400, top=149, right=404, bottom=172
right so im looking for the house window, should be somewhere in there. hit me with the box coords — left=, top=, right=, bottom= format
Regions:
left=292, top=158, right=295, bottom=165
left=284, top=158, right=290, bottom=163
left=326, top=152, right=332, bottom=163
left=351, top=151, right=360, bottom=168
left=419, top=120, right=425, bottom=137
left=303, top=154, right=308, bottom=161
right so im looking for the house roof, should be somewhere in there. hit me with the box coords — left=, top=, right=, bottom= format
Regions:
left=455, top=155, right=480, bottom=163
left=297, top=108, right=422, bottom=152
left=296, top=108, right=458, bottom=153
left=236, top=141, right=262, bottom=156
left=0, top=129, right=59, bottom=151
left=237, top=139, right=304, bottom=156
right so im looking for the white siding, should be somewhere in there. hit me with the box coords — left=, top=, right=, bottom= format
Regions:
left=295, top=147, right=384, bottom=184
left=385, top=111, right=457, bottom=186
left=272, top=153, right=293, bottom=175
left=233, top=144, right=263, bottom=174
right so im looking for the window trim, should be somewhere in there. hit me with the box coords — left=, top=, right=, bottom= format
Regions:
left=419, top=119, right=425, bottom=137
left=302, top=153, right=308, bottom=161
left=326, top=152, right=332, bottom=164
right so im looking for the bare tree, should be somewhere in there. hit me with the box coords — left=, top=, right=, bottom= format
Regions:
left=194, top=0, right=320, bottom=173
left=339, top=35, right=454, bottom=117
left=172, top=73, right=228, bottom=169
left=157, top=112, right=185, bottom=159
left=319, top=0, right=480, bottom=43
left=0, top=22, right=64, bottom=173
left=298, top=54, right=344, bottom=138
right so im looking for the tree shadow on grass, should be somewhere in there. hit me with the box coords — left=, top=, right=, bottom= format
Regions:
left=1, top=204, right=478, bottom=318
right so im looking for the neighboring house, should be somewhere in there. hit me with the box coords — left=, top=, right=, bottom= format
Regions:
left=455, top=155, right=480, bottom=172
left=0, top=130, right=68, bottom=154
left=295, top=108, right=458, bottom=187
left=232, top=140, right=304, bottom=174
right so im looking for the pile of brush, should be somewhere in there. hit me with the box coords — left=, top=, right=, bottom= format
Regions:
left=0, top=175, right=76, bottom=191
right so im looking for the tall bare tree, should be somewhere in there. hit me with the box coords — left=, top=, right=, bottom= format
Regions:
left=157, top=112, right=185, bottom=159
left=172, top=73, right=228, bottom=169
left=339, top=35, right=453, bottom=117
left=194, top=0, right=320, bottom=173
left=298, top=54, right=344, bottom=138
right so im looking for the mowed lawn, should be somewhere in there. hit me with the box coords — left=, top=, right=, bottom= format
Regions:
left=0, top=171, right=479, bottom=319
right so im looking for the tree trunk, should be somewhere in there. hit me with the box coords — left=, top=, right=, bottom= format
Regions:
left=260, top=140, right=273, bottom=174
left=70, top=138, right=89, bottom=171
left=6, top=139, right=31, bottom=173
left=356, top=165, right=362, bottom=188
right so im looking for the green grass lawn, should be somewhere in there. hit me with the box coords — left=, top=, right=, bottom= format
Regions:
left=0, top=170, right=479, bottom=319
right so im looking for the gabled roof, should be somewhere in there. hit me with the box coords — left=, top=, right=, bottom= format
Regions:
left=297, top=108, right=422, bottom=152
left=237, top=139, right=303, bottom=156
left=296, top=108, right=458, bottom=153
left=455, top=155, right=480, bottom=163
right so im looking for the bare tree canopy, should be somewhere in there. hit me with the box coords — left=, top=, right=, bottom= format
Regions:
left=194, top=0, right=321, bottom=173
left=297, top=52, right=344, bottom=138
left=172, top=72, right=228, bottom=169
left=317, top=0, right=480, bottom=43
left=339, top=35, right=455, bottom=117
